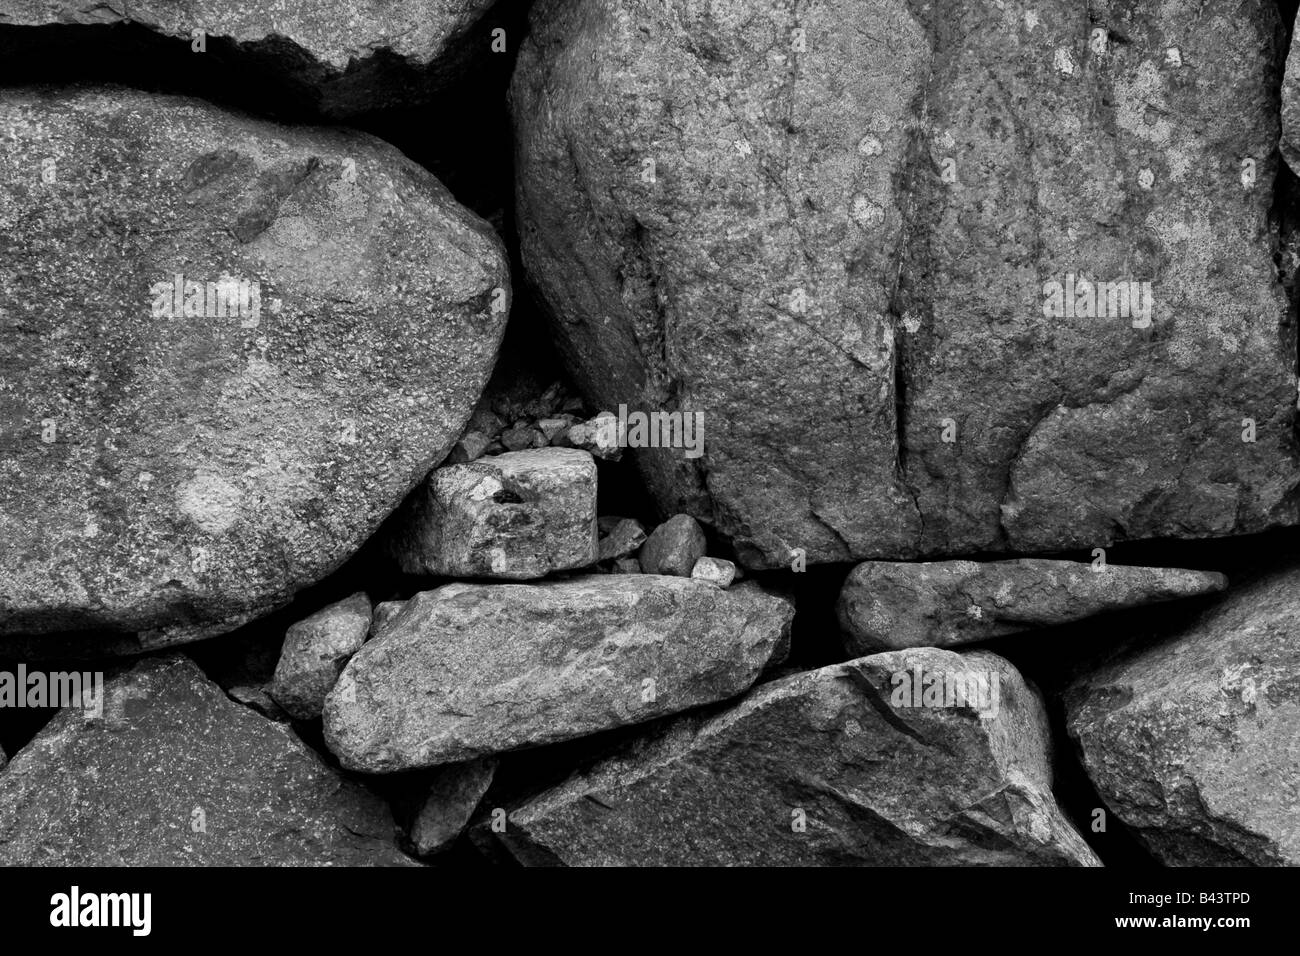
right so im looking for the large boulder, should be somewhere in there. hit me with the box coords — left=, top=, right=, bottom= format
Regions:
left=0, top=0, right=498, bottom=118
left=838, top=559, right=1227, bottom=653
left=0, top=656, right=412, bottom=865
left=1066, top=563, right=1300, bottom=865
left=493, top=648, right=1099, bottom=866
left=324, top=575, right=794, bottom=772
left=512, top=0, right=1298, bottom=568
left=0, top=87, right=509, bottom=651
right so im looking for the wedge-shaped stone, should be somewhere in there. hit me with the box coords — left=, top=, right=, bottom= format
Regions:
left=493, top=648, right=1098, bottom=866
left=839, top=559, right=1227, bottom=653
left=1067, top=564, right=1300, bottom=865
left=0, top=656, right=411, bottom=865
left=323, top=576, right=794, bottom=771
left=0, top=0, right=498, bottom=117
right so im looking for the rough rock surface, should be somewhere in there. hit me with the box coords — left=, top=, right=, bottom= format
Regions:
left=1283, top=20, right=1300, bottom=174
left=513, top=0, right=1298, bottom=568
left=638, top=514, right=707, bottom=577
left=692, top=556, right=736, bottom=588
left=598, top=518, right=647, bottom=562
left=270, top=592, right=372, bottom=720
left=390, top=448, right=597, bottom=579
left=409, top=758, right=497, bottom=857
left=494, top=647, right=1098, bottom=866
left=0, top=656, right=411, bottom=865
left=839, top=559, right=1228, bottom=653
left=1066, top=564, right=1300, bottom=865
left=0, top=0, right=497, bottom=118
left=0, top=87, right=509, bottom=649
left=323, top=575, right=794, bottom=771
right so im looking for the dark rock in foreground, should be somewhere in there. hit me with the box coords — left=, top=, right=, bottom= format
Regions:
left=493, top=647, right=1098, bottom=866
left=1067, top=564, right=1300, bottom=865
left=0, top=656, right=412, bottom=865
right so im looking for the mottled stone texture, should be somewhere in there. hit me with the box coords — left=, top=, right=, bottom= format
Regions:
left=1067, top=564, right=1300, bottom=865
left=0, top=0, right=497, bottom=117
left=0, top=87, right=509, bottom=650
left=495, top=648, right=1099, bottom=866
left=0, top=656, right=412, bottom=865
left=324, top=576, right=794, bottom=772
left=270, top=592, right=372, bottom=720
left=513, top=0, right=1298, bottom=569
left=838, top=559, right=1227, bottom=653
left=390, top=448, right=598, bottom=579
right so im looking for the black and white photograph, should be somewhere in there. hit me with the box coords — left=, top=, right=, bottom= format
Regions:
left=0, top=0, right=1293, bottom=935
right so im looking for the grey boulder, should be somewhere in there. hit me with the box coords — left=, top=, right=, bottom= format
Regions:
left=270, top=592, right=372, bottom=720
left=0, top=656, right=411, bottom=865
left=1066, top=563, right=1300, bottom=865
left=494, top=648, right=1098, bottom=866
left=839, top=559, right=1228, bottom=653
left=513, top=0, right=1298, bottom=568
left=0, top=87, right=509, bottom=651
left=323, top=575, right=794, bottom=771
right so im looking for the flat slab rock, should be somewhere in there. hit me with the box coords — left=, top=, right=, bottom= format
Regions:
left=838, top=559, right=1228, bottom=653
left=0, top=656, right=411, bottom=866
left=494, top=647, right=1099, bottom=866
left=390, top=447, right=598, bottom=580
left=323, top=575, right=794, bottom=772
left=513, top=0, right=1298, bottom=568
left=1066, top=563, right=1300, bottom=865
left=0, top=0, right=497, bottom=117
left=0, top=87, right=509, bottom=652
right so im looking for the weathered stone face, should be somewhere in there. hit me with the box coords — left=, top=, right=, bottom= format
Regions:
left=493, top=648, right=1099, bottom=866
left=0, top=87, right=510, bottom=649
left=512, top=0, right=1298, bottom=568
left=270, top=592, right=372, bottom=721
left=389, top=447, right=599, bottom=580
left=0, top=656, right=412, bottom=866
left=323, top=575, right=794, bottom=772
left=1066, top=563, right=1300, bottom=866
left=838, top=558, right=1227, bottom=653
left=0, top=0, right=498, bottom=117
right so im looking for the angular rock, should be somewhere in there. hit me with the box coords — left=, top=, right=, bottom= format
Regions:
left=0, top=656, right=411, bottom=865
left=324, top=575, right=794, bottom=771
left=371, top=600, right=406, bottom=636
left=0, top=0, right=498, bottom=118
left=839, top=559, right=1228, bottom=654
left=565, top=413, right=622, bottom=460
left=1284, top=21, right=1300, bottom=174
left=447, top=430, right=492, bottom=464
left=513, top=0, right=1298, bottom=568
left=390, top=448, right=598, bottom=580
left=597, top=518, right=647, bottom=562
left=638, top=515, right=707, bottom=577
left=409, top=758, right=497, bottom=857
left=0, top=87, right=509, bottom=651
left=270, top=592, right=371, bottom=720
left=691, top=556, right=736, bottom=588
left=1066, top=563, right=1300, bottom=865
left=612, top=558, right=642, bottom=575
left=495, top=648, right=1098, bottom=866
